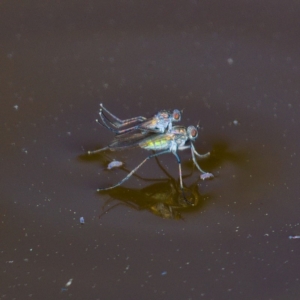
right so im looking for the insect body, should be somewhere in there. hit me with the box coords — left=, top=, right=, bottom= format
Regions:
left=97, top=103, right=181, bottom=135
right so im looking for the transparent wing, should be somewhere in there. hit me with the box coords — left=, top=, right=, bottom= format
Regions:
left=109, top=131, right=155, bottom=150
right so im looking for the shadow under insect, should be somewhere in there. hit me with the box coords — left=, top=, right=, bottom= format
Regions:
left=98, top=157, right=211, bottom=219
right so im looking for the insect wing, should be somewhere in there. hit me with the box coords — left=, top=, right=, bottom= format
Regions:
left=109, top=130, right=154, bottom=150
left=138, top=118, right=161, bottom=131
left=123, top=113, right=168, bottom=134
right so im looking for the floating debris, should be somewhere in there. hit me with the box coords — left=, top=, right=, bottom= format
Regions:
left=65, top=278, right=73, bottom=287
left=22, top=148, right=28, bottom=154
left=107, top=160, right=123, bottom=170
left=80, top=217, right=85, bottom=224
left=289, top=235, right=300, bottom=239
left=161, top=271, right=167, bottom=276
left=200, top=173, right=214, bottom=180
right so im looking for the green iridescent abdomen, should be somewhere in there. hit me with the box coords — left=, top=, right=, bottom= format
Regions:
left=140, top=135, right=172, bottom=151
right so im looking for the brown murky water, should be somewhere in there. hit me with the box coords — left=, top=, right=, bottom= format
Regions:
left=2, top=1, right=300, bottom=299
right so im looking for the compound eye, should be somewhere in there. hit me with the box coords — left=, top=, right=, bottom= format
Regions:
left=173, top=110, right=181, bottom=121
left=191, top=128, right=197, bottom=137
left=188, top=126, right=198, bottom=139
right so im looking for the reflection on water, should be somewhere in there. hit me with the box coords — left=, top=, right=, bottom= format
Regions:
left=98, top=178, right=209, bottom=219
left=79, top=140, right=246, bottom=219
left=87, top=154, right=210, bottom=219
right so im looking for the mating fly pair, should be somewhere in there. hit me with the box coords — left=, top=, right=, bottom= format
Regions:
left=88, top=103, right=213, bottom=191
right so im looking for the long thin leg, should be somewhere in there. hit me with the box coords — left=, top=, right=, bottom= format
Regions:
left=99, top=109, right=128, bottom=130
left=173, top=153, right=183, bottom=189
left=153, top=154, right=173, bottom=180
left=95, top=117, right=138, bottom=135
left=99, top=201, right=139, bottom=219
left=99, top=109, right=163, bottom=135
left=87, top=146, right=108, bottom=155
left=98, top=110, right=144, bottom=134
left=100, top=103, right=147, bottom=128
left=193, top=146, right=210, bottom=159
left=97, top=112, right=121, bottom=133
left=171, top=150, right=194, bottom=204
left=98, top=110, right=121, bottom=129
left=97, top=150, right=171, bottom=191
left=190, top=143, right=207, bottom=174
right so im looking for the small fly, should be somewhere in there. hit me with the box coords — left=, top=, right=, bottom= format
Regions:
left=89, top=125, right=213, bottom=191
left=96, top=103, right=182, bottom=135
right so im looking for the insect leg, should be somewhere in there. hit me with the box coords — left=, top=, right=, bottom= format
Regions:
left=99, top=109, right=163, bottom=135
left=95, top=117, right=119, bottom=133
left=171, top=150, right=194, bottom=205
left=98, top=110, right=144, bottom=134
left=170, top=151, right=184, bottom=189
left=192, top=146, right=210, bottom=159
left=100, top=103, right=147, bottom=128
left=97, top=111, right=122, bottom=133
left=190, top=143, right=207, bottom=174
left=97, top=150, right=171, bottom=191
left=87, top=146, right=109, bottom=155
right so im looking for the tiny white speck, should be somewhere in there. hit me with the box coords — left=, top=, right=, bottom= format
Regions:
left=227, top=58, right=234, bottom=65
left=233, top=120, right=239, bottom=125
left=14, top=105, right=19, bottom=110
left=65, top=278, right=73, bottom=287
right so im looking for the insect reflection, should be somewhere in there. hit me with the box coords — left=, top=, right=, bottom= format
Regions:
left=98, top=157, right=209, bottom=219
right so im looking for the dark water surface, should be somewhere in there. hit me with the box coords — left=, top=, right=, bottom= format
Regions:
left=2, top=1, right=300, bottom=299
